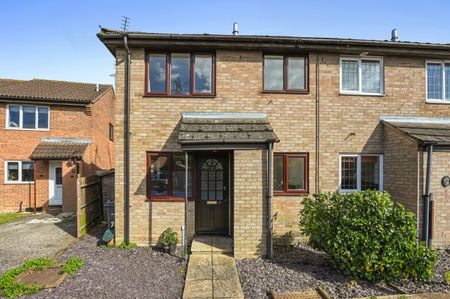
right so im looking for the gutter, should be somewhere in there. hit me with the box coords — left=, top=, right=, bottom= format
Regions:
left=123, top=33, right=131, bottom=245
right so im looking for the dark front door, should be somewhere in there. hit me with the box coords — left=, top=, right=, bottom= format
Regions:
left=196, top=153, right=229, bottom=234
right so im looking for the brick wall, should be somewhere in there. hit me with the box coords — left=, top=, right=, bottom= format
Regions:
left=421, top=151, right=450, bottom=248
left=234, top=149, right=268, bottom=258
left=112, top=47, right=450, bottom=255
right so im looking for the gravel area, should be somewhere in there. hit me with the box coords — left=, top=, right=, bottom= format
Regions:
left=237, top=244, right=450, bottom=299
left=29, top=225, right=186, bottom=299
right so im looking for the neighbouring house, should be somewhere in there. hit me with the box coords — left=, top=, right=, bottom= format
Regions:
left=98, top=27, right=450, bottom=258
left=0, top=79, right=115, bottom=213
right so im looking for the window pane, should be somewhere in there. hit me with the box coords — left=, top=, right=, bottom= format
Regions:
left=150, top=156, right=169, bottom=196
left=287, top=156, right=305, bottom=190
left=55, top=167, right=62, bottom=185
left=194, top=55, right=212, bottom=93
left=148, top=54, right=166, bottom=93
left=361, top=156, right=380, bottom=191
left=8, top=105, right=20, bottom=128
left=22, top=162, right=34, bottom=182
left=341, top=156, right=357, bottom=190
left=342, top=60, right=359, bottom=91
left=287, top=57, right=305, bottom=89
left=7, top=162, right=19, bottom=181
left=172, top=154, right=192, bottom=197
left=37, top=107, right=49, bottom=129
left=427, top=63, right=442, bottom=99
left=362, top=60, right=381, bottom=93
left=264, top=56, right=283, bottom=90
left=170, top=54, right=190, bottom=94
left=273, top=155, right=284, bottom=191
left=445, top=64, right=450, bottom=100
left=23, top=106, right=36, bottom=129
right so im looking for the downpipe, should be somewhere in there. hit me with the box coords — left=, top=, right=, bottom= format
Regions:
left=423, top=144, right=433, bottom=247
left=123, top=34, right=131, bottom=244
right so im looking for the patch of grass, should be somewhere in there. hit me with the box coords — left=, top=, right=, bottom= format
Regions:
left=445, top=271, right=450, bottom=285
left=103, top=241, right=137, bottom=249
left=61, top=258, right=84, bottom=276
left=0, top=213, right=26, bottom=225
left=0, top=258, right=56, bottom=298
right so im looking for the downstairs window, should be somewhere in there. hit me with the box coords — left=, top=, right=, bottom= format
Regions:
left=339, top=154, right=383, bottom=192
left=147, top=152, right=192, bottom=200
left=273, top=153, right=309, bottom=194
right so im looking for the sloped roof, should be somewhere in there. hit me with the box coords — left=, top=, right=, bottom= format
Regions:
left=178, top=113, right=279, bottom=145
left=30, top=138, right=91, bottom=160
left=381, top=117, right=450, bottom=145
left=0, top=78, right=112, bottom=104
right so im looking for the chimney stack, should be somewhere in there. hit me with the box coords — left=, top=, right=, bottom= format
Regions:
left=232, top=22, right=239, bottom=36
left=96, top=84, right=100, bottom=92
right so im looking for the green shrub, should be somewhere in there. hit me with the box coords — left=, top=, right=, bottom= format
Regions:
left=0, top=258, right=56, bottom=298
left=160, top=228, right=178, bottom=246
left=61, top=258, right=84, bottom=276
left=299, top=190, right=438, bottom=282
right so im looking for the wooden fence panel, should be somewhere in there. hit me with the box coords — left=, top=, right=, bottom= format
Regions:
left=77, top=175, right=102, bottom=238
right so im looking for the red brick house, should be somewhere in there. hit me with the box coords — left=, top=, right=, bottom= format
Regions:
left=98, top=28, right=450, bottom=258
left=0, top=79, right=115, bottom=213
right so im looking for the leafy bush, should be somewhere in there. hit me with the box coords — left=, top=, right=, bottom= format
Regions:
left=61, top=258, right=84, bottom=276
left=0, top=258, right=56, bottom=298
left=300, top=190, right=438, bottom=282
left=160, top=228, right=178, bottom=246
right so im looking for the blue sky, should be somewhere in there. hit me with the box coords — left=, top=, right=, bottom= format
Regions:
left=1, top=0, right=449, bottom=85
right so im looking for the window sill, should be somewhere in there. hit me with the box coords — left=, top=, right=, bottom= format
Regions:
left=146, top=197, right=193, bottom=202
left=262, top=90, right=309, bottom=95
left=143, top=94, right=216, bottom=99
left=339, top=92, right=385, bottom=97
left=274, top=191, right=308, bottom=196
left=4, top=181, right=34, bottom=185
left=5, top=127, right=49, bottom=131
left=425, top=100, right=450, bottom=105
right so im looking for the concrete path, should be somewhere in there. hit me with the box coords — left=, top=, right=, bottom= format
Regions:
left=183, top=236, right=244, bottom=299
left=0, top=213, right=76, bottom=275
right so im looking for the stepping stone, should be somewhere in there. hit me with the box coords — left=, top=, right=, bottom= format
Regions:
left=15, top=266, right=67, bottom=288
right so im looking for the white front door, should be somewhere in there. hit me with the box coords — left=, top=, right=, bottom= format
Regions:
left=49, top=161, right=63, bottom=206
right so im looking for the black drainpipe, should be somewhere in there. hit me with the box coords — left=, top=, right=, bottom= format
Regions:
left=423, top=144, right=433, bottom=247
left=267, top=142, right=273, bottom=259
left=123, top=34, right=131, bottom=244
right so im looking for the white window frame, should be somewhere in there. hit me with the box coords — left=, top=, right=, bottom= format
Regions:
left=5, top=104, right=50, bottom=131
left=339, top=154, right=383, bottom=193
left=425, top=60, right=450, bottom=103
left=4, top=160, right=34, bottom=184
left=340, top=56, right=384, bottom=96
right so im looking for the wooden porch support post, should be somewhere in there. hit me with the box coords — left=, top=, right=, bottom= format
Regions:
left=33, top=160, right=37, bottom=214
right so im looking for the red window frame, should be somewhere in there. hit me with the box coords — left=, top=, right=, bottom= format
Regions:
left=146, top=152, right=195, bottom=202
left=262, top=54, right=309, bottom=93
left=273, top=153, right=309, bottom=195
left=145, top=52, right=216, bottom=97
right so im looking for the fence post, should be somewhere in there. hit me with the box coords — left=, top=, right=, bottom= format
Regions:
left=76, top=170, right=82, bottom=238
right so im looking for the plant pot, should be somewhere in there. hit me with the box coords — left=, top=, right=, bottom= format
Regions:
left=163, top=245, right=170, bottom=253
left=169, top=243, right=177, bottom=255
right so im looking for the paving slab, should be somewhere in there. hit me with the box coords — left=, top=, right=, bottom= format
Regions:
left=184, top=236, right=243, bottom=299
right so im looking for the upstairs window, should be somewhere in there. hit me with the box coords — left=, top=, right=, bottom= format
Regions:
left=273, top=153, right=309, bottom=194
left=4, top=161, right=34, bottom=183
left=426, top=61, right=450, bottom=101
left=340, top=57, right=383, bottom=95
left=263, top=55, right=308, bottom=92
left=339, top=154, right=383, bottom=192
left=146, top=53, right=215, bottom=96
left=6, top=105, right=49, bottom=130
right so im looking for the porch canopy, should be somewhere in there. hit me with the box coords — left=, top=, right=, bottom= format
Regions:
left=380, top=116, right=450, bottom=148
left=178, top=112, right=279, bottom=150
left=30, top=138, right=91, bottom=160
